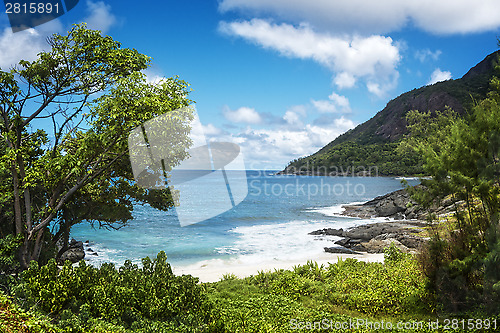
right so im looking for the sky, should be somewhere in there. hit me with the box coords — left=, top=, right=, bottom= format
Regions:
left=1, top=0, right=499, bottom=170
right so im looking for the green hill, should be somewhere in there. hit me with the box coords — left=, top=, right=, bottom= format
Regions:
left=281, top=51, right=500, bottom=176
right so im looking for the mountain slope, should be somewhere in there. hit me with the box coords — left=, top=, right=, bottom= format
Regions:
left=282, top=50, right=500, bottom=176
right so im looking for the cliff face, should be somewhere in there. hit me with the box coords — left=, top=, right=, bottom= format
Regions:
left=372, top=89, right=465, bottom=141
left=283, top=50, right=499, bottom=174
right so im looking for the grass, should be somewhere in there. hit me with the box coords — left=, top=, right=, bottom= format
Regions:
left=205, top=250, right=439, bottom=332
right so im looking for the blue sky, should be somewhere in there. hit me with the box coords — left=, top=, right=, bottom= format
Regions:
left=1, top=0, right=499, bottom=169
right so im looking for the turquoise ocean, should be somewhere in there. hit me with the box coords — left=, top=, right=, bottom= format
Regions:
left=71, top=171, right=419, bottom=270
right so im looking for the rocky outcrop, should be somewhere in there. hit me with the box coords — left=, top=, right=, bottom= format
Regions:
left=341, top=186, right=459, bottom=221
left=324, top=246, right=361, bottom=255
left=83, top=240, right=99, bottom=257
left=310, top=185, right=464, bottom=255
left=310, top=221, right=427, bottom=254
left=309, top=228, right=343, bottom=237
left=341, top=188, right=426, bottom=220
left=58, top=238, right=85, bottom=263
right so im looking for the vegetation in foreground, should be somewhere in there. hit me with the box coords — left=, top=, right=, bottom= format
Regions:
left=401, top=64, right=500, bottom=313
left=4, top=246, right=496, bottom=333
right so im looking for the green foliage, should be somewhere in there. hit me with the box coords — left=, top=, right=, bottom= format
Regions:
left=0, top=24, right=194, bottom=268
left=0, top=234, right=23, bottom=294
left=325, top=257, right=432, bottom=316
left=403, top=59, right=500, bottom=312
left=292, top=260, right=325, bottom=281
left=209, top=274, right=350, bottom=333
left=0, top=291, right=61, bottom=333
left=7, top=253, right=499, bottom=332
left=285, top=141, right=424, bottom=176
left=207, top=257, right=436, bottom=332
left=0, top=234, right=22, bottom=273
left=384, top=242, right=412, bottom=264
left=251, top=269, right=316, bottom=301
left=17, top=252, right=221, bottom=332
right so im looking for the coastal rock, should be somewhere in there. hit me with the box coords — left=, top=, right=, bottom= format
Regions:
left=340, top=188, right=427, bottom=220
left=59, top=248, right=85, bottom=262
left=334, top=238, right=351, bottom=247
left=308, top=228, right=344, bottom=237
left=360, top=238, right=410, bottom=254
left=58, top=238, right=86, bottom=263
left=376, top=200, right=404, bottom=217
left=69, top=238, right=83, bottom=248
left=343, top=223, right=408, bottom=241
left=341, top=205, right=376, bottom=219
left=373, top=233, right=425, bottom=249
left=311, top=221, right=426, bottom=254
left=324, top=246, right=361, bottom=255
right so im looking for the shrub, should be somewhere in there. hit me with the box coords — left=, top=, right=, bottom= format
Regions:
left=0, top=234, right=23, bottom=294
left=292, top=260, right=325, bottom=281
left=325, top=257, right=432, bottom=316
left=0, top=291, right=60, bottom=333
left=17, top=251, right=222, bottom=332
left=249, top=269, right=316, bottom=301
left=384, top=242, right=412, bottom=265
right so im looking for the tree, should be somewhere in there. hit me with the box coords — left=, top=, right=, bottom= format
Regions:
left=0, top=24, right=193, bottom=270
left=403, top=60, right=500, bottom=311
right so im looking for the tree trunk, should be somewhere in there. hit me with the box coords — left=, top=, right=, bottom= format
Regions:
left=30, top=228, right=45, bottom=263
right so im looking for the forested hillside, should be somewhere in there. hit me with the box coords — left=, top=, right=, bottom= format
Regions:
left=282, top=51, right=500, bottom=176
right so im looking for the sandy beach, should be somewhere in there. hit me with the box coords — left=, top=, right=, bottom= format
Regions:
left=172, top=252, right=385, bottom=283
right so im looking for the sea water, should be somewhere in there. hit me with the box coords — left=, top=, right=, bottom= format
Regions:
left=71, top=171, right=420, bottom=269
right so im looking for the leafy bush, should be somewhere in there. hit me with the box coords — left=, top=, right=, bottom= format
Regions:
left=384, top=242, right=412, bottom=264
left=209, top=277, right=353, bottom=333
left=16, top=251, right=223, bottom=332
left=0, top=234, right=23, bottom=294
left=325, top=257, right=432, bottom=316
left=250, top=269, right=316, bottom=301
left=207, top=258, right=441, bottom=332
left=292, top=260, right=325, bottom=281
left=0, top=291, right=60, bottom=333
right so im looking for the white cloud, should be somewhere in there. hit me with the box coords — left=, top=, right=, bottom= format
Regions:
left=415, top=49, right=442, bottom=62
left=83, top=0, right=117, bottom=33
left=328, top=92, right=350, bottom=109
left=283, top=110, right=302, bottom=126
left=287, top=105, right=307, bottom=117
left=306, top=117, right=355, bottom=146
left=334, top=72, right=356, bottom=89
left=143, top=68, right=166, bottom=84
left=237, top=116, right=355, bottom=168
left=367, top=82, right=385, bottom=97
left=219, top=0, right=500, bottom=35
left=0, top=0, right=117, bottom=70
left=0, top=28, right=45, bottom=69
left=311, top=100, right=337, bottom=113
left=144, top=74, right=164, bottom=84
left=0, top=18, right=65, bottom=70
left=428, top=68, right=452, bottom=85
left=312, top=92, right=351, bottom=113
left=219, top=19, right=400, bottom=96
left=223, top=106, right=262, bottom=124
left=207, top=104, right=356, bottom=169
left=202, top=123, right=223, bottom=136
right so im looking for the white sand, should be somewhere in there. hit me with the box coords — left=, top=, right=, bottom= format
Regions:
left=172, top=252, right=385, bottom=283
